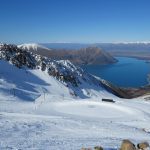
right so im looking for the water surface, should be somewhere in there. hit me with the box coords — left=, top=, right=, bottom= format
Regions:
left=83, top=57, right=150, bottom=87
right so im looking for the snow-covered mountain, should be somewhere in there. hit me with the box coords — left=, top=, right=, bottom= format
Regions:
left=0, top=43, right=116, bottom=102
left=18, top=43, right=51, bottom=51
left=39, top=42, right=150, bottom=60
left=0, top=43, right=150, bottom=149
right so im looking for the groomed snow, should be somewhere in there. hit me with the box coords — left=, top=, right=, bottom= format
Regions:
left=36, top=101, right=143, bottom=119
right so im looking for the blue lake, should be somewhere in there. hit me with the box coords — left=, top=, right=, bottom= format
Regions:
left=83, top=57, right=150, bottom=87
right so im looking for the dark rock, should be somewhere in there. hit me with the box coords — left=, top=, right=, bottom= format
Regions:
left=94, top=146, right=103, bottom=150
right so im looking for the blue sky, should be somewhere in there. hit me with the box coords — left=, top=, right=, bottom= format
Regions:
left=0, top=0, right=150, bottom=43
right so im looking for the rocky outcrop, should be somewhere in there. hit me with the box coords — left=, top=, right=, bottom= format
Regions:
left=0, top=44, right=36, bottom=69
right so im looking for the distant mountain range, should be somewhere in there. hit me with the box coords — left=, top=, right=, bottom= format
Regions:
left=18, top=44, right=117, bottom=65
left=40, top=42, right=150, bottom=50
left=40, top=42, right=150, bottom=60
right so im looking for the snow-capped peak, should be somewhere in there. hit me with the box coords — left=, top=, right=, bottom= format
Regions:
left=18, top=43, right=51, bottom=51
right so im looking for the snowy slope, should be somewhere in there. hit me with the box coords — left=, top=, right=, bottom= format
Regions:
left=0, top=59, right=117, bottom=113
left=1, top=95, right=150, bottom=149
left=0, top=43, right=150, bottom=150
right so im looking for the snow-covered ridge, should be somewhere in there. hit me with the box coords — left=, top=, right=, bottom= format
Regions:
left=0, top=43, right=84, bottom=84
left=18, top=43, right=51, bottom=51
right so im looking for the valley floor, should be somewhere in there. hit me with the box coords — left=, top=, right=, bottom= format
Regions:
left=0, top=96, right=150, bottom=150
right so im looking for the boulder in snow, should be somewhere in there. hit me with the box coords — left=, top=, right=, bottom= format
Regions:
left=120, top=139, right=136, bottom=150
left=137, top=142, right=149, bottom=150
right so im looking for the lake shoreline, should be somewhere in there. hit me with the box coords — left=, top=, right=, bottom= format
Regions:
left=83, top=57, right=150, bottom=88
left=100, top=78, right=150, bottom=99
left=113, top=54, right=150, bottom=62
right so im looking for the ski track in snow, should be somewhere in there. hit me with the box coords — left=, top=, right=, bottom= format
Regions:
left=1, top=98, right=150, bottom=150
